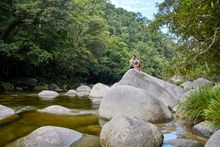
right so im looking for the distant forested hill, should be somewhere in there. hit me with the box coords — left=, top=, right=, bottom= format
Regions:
left=0, top=0, right=176, bottom=85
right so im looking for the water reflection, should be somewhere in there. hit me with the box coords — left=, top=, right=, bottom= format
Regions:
left=157, top=118, right=207, bottom=146
left=0, top=92, right=93, bottom=110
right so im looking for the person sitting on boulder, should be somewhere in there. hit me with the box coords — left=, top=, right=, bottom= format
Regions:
left=129, top=55, right=139, bottom=69
left=133, top=60, right=141, bottom=71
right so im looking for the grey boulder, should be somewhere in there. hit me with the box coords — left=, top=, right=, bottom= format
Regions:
left=38, top=90, right=59, bottom=99
left=0, top=104, right=15, bottom=120
left=165, top=139, right=203, bottom=147
left=192, top=78, right=213, bottom=89
left=76, top=85, right=91, bottom=98
left=99, top=85, right=173, bottom=123
left=89, top=83, right=110, bottom=98
left=38, top=105, right=97, bottom=116
left=205, top=129, right=220, bottom=147
left=8, top=126, right=82, bottom=147
left=192, top=121, right=219, bottom=138
left=100, top=115, right=163, bottom=147
left=38, top=105, right=74, bottom=115
left=65, top=90, right=78, bottom=97
left=118, top=69, right=184, bottom=107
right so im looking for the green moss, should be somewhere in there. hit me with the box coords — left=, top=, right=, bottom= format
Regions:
left=76, top=125, right=101, bottom=136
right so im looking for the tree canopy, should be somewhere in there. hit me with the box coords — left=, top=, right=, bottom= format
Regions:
left=0, top=0, right=176, bottom=87
left=152, top=0, right=220, bottom=80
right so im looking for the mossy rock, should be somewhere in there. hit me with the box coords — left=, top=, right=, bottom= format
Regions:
left=33, top=85, right=49, bottom=91
left=0, top=82, right=14, bottom=91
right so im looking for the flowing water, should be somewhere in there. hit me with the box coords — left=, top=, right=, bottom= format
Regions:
left=0, top=92, right=207, bottom=146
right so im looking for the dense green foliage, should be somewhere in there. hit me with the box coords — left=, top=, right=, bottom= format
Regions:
left=0, top=0, right=175, bottom=86
left=205, top=86, right=220, bottom=127
left=178, top=86, right=220, bottom=126
left=153, top=0, right=220, bottom=80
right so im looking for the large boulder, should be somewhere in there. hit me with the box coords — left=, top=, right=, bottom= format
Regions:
left=205, top=129, right=220, bottom=147
left=99, top=85, right=173, bottom=123
left=38, top=90, right=59, bottom=100
left=76, top=85, right=91, bottom=98
left=8, top=126, right=82, bottom=147
left=100, top=115, right=163, bottom=147
left=111, top=82, right=118, bottom=88
left=165, top=139, right=203, bottom=147
left=192, top=78, right=213, bottom=89
left=89, top=83, right=110, bottom=98
left=192, top=121, right=219, bottom=138
left=118, top=69, right=184, bottom=107
left=0, top=105, right=15, bottom=120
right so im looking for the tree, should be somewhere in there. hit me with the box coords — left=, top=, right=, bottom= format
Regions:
left=152, top=0, right=220, bottom=80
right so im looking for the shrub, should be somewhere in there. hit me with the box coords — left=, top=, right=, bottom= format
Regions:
left=177, top=86, right=214, bottom=123
left=205, top=86, right=220, bottom=127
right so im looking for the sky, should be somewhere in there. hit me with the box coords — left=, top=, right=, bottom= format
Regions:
left=110, top=0, right=164, bottom=20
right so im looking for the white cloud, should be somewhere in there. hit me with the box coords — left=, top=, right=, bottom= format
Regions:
left=109, top=0, right=163, bottom=20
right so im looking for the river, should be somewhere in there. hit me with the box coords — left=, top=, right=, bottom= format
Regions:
left=0, top=92, right=207, bottom=146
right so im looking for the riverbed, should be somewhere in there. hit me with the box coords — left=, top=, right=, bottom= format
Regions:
left=0, top=92, right=207, bottom=146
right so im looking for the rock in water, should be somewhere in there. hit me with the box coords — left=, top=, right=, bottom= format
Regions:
left=76, top=85, right=91, bottom=92
left=65, top=89, right=78, bottom=97
left=7, top=126, right=82, bottom=147
left=165, top=139, right=203, bottom=147
left=118, top=69, right=184, bottom=107
left=38, top=105, right=73, bottom=115
left=0, top=105, right=15, bottom=120
left=89, top=83, right=110, bottom=98
left=76, top=85, right=91, bottom=98
left=205, top=129, right=220, bottom=147
left=192, top=121, right=219, bottom=138
left=100, top=115, right=163, bottom=147
left=38, top=90, right=59, bottom=99
left=99, top=85, right=173, bottom=123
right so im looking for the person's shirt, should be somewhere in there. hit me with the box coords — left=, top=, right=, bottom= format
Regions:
left=133, top=60, right=141, bottom=71
left=129, top=58, right=138, bottom=67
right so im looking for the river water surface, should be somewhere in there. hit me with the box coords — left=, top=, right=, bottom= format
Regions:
left=0, top=92, right=207, bottom=146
